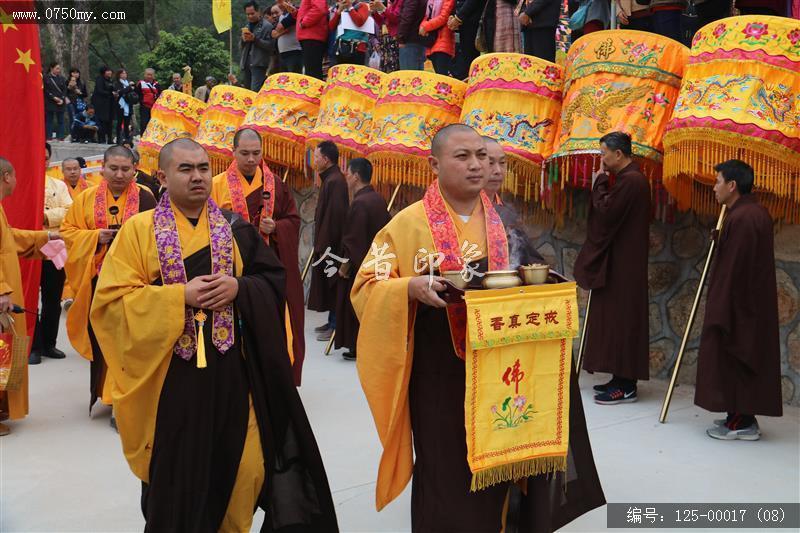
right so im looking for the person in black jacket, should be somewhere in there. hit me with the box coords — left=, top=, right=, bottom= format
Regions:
left=44, top=62, right=68, bottom=141
left=91, top=66, right=116, bottom=144
left=447, top=0, right=485, bottom=80
left=114, top=69, right=136, bottom=144
left=66, top=68, right=88, bottom=139
left=519, top=0, right=559, bottom=62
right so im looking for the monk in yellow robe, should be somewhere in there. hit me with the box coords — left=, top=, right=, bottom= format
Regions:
left=0, top=157, right=53, bottom=436
left=211, top=128, right=306, bottom=385
left=61, top=158, right=91, bottom=200
left=90, top=138, right=337, bottom=531
left=351, top=124, right=604, bottom=532
left=61, top=145, right=157, bottom=411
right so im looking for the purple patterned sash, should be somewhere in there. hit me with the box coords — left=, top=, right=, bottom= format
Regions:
left=153, top=192, right=235, bottom=361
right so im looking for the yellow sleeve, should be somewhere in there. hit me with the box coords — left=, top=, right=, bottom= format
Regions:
left=0, top=218, right=12, bottom=295
left=351, top=218, right=418, bottom=511
left=210, top=172, right=232, bottom=210
left=12, top=228, right=49, bottom=259
left=90, top=214, right=186, bottom=482
left=61, top=190, right=103, bottom=360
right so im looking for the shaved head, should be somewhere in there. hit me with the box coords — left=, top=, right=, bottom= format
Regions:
left=0, top=156, right=13, bottom=176
left=104, top=145, right=135, bottom=163
left=0, top=156, right=17, bottom=198
left=233, top=128, right=262, bottom=148
left=158, top=138, right=206, bottom=170
left=62, top=157, right=79, bottom=169
left=431, top=123, right=481, bottom=157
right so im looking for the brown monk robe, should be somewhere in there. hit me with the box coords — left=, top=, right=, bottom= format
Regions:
left=307, top=141, right=349, bottom=334
left=573, top=133, right=650, bottom=401
left=335, top=159, right=391, bottom=359
left=696, top=160, right=782, bottom=439
left=211, top=129, right=306, bottom=385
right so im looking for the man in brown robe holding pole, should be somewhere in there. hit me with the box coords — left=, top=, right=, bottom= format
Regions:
left=211, top=128, right=306, bottom=385
left=697, top=159, right=782, bottom=441
left=308, top=141, right=349, bottom=342
left=335, top=158, right=390, bottom=361
left=574, top=131, right=651, bottom=405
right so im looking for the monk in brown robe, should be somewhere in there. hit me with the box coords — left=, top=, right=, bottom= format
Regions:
left=573, top=131, right=650, bottom=405
left=696, top=159, right=782, bottom=441
left=211, top=128, right=306, bottom=385
left=307, top=141, right=349, bottom=341
left=352, top=124, right=604, bottom=532
left=335, top=158, right=390, bottom=361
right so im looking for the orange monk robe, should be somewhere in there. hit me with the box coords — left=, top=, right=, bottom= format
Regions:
left=350, top=198, right=487, bottom=510
left=60, top=184, right=156, bottom=406
left=63, top=177, right=91, bottom=201
left=210, top=166, right=306, bottom=385
left=0, top=205, right=49, bottom=419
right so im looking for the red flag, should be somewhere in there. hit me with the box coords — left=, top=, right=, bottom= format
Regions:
left=0, top=0, right=45, bottom=338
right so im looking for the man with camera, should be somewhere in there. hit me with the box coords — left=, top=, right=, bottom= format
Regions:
left=241, top=1, right=276, bottom=91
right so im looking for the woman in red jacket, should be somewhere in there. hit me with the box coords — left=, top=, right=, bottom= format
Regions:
left=297, top=0, right=329, bottom=79
left=419, top=0, right=455, bottom=75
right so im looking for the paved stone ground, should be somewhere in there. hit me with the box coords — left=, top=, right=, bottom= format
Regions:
left=1, top=309, right=798, bottom=532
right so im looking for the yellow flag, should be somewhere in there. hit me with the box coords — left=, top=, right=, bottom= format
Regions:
left=212, top=0, right=232, bottom=33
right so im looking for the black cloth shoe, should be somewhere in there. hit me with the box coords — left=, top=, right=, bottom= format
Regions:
left=314, top=323, right=330, bottom=333
left=342, top=352, right=357, bottom=361
left=44, top=347, right=66, bottom=359
left=28, top=350, right=42, bottom=365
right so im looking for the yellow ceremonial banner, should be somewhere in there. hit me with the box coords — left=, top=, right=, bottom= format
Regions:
left=464, top=282, right=578, bottom=491
left=212, top=0, right=232, bottom=33
left=663, top=15, right=800, bottom=222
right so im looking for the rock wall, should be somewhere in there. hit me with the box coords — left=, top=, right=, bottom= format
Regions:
left=293, top=186, right=800, bottom=406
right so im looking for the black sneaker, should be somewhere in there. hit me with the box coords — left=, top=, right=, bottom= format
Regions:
left=342, top=352, right=356, bottom=361
left=594, top=386, right=637, bottom=405
left=28, top=350, right=42, bottom=365
left=593, top=379, right=615, bottom=393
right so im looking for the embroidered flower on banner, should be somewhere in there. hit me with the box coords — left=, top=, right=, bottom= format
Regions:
left=487, top=57, right=500, bottom=69
left=788, top=29, right=800, bottom=46
left=345, top=66, right=356, bottom=76
left=743, top=22, right=768, bottom=40
left=388, top=78, right=400, bottom=91
left=177, top=100, right=188, bottom=108
left=712, top=23, right=727, bottom=38
left=692, top=31, right=704, bottom=47
left=435, top=82, right=452, bottom=96
left=277, top=75, right=290, bottom=85
left=470, top=65, right=481, bottom=78
left=365, top=73, right=381, bottom=86
left=410, top=77, right=422, bottom=88
left=221, top=92, right=234, bottom=102
left=519, top=57, right=532, bottom=69
left=244, top=97, right=253, bottom=107
left=544, top=66, right=560, bottom=81
left=299, top=78, right=309, bottom=87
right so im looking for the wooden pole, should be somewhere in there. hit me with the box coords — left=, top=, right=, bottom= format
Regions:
left=574, top=290, right=592, bottom=377
left=325, top=184, right=401, bottom=356
left=282, top=167, right=289, bottom=183
left=229, top=29, right=233, bottom=75
left=659, top=205, right=726, bottom=423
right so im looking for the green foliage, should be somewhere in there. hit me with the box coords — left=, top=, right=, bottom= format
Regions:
left=139, top=26, right=231, bottom=85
